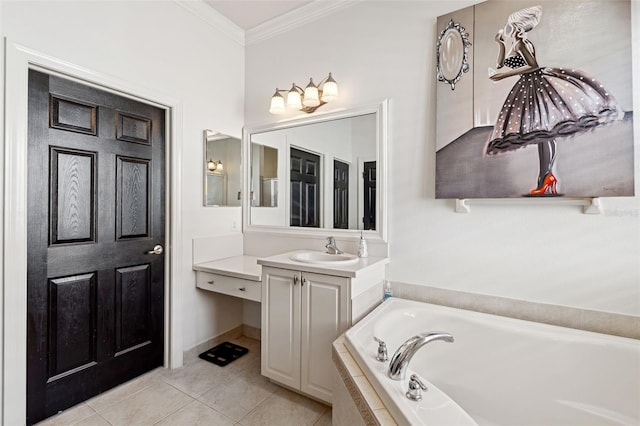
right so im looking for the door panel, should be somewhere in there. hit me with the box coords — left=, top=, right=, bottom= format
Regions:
left=49, top=147, right=97, bottom=244
left=117, top=157, right=150, bottom=239
left=261, top=267, right=300, bottom=389
left=116, top=112, right=152, bottom=145
left=27, top=70, right=165, bottom=424
left=47, top=273, right=98, bottom=380
left=49, top=95, right=97, bottom=135
left=300, top=272, right=349, bottom=403
left=115, top=264, right=152, bottom=354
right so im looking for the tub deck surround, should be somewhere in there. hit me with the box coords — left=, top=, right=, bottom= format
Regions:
left=257, top=250, right=389, bottom=279
left=394, top=282, right=640, bottom=340
left=332, top=335, right=396, bottom=426
left=194, top=255, right=262, bottom=302
left=339, top=298, right=640, bottom=426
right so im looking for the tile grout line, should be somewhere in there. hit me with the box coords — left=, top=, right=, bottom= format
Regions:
left=234, top=388, right=280, bottom=426
left=147, top=382, right=196, bottom=426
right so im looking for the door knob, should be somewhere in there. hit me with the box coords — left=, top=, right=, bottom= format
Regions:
left=146, top=244, right=164, bottom=255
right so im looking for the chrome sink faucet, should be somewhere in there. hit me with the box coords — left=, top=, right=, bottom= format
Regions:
left=325, top=236, right=343, bottom=254
left=387, top=332, right=454, bottom=380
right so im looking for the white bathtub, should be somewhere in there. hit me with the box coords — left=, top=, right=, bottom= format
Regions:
left=344, top=298, right=640, bottom=426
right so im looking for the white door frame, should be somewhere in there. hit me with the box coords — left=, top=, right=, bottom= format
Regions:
left=2, top=41, right=184, bottom=425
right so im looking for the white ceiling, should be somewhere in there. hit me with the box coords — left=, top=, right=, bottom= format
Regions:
left=203, top=0, right=313, bottom=30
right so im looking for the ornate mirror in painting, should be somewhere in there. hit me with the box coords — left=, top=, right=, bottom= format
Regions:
left=435, top=0, right=634, bottom=199
left=436, top=19, right=471, bottom=90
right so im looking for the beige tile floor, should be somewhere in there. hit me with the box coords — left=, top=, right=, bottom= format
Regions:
left=37, top=337, right=332, bottom=426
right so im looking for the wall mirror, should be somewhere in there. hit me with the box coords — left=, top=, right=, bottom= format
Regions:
left=242, top=100, right=387, bottom=241
left=203, top=130, right=241, bottom=207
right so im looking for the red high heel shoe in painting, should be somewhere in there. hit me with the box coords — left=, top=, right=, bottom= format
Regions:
left=530, top=173, right=558, bottom=195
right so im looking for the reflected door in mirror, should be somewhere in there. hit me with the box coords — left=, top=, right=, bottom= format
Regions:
left=254, top=144, right=278, bottom=207
left=333, top=160, right=349, bottom=229
left=363, top=161, right=376, bottom=230
left=290, top=147, right=320, bottom=228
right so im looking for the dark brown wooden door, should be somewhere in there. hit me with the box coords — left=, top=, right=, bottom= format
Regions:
left=333, top=159, right=349, bottom=229
left=363, top=161, right=376, bottom=230
left=26, top=70, right=165, bottom=424
left=290, top=147, right=320, bottom=228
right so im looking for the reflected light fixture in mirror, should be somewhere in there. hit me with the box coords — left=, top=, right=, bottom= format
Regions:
left=269, top=72, right=338, bottom=114
left=207, top=159, right=223, bottom=172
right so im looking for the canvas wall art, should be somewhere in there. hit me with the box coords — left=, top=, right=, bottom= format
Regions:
left=435, top=0, right=634, bottom=198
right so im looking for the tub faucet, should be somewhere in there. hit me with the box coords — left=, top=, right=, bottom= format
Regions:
left=325, top=236, right=343, bottom=254
left=387, top=332, right=454, bottom=380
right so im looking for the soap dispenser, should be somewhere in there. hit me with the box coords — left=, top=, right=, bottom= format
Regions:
left=357, top=231, right=368, bottom=258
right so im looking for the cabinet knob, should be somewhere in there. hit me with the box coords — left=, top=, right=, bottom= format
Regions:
left=239, top=287, right=246, bottom=291
left=302, top=277, right=308, bottom=286
left=293, top=275, right=299, bottom=285
left=207, top=280, right=214, bottom=285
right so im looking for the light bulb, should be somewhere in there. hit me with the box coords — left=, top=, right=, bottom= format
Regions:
left=207, top=159, right=216, bottom=171
left=269, top=89, right=285, bottom=114
left=302, top=78, right=320, bottom=107
left=287, top=84, right=302, bottom=109
left=321, top=72, right=338, bottom=102
left=216, top=161, right=223, bottom=171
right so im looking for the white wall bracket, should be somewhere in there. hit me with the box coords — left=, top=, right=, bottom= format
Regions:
left=454, top=197, right=604, bottom=214
left=583, top=197, right=603, bottom=214
left=455, top=198, right=471, bottom=213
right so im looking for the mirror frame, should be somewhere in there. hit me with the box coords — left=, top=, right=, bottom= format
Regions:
left=242, top=99, right=388, bottom=242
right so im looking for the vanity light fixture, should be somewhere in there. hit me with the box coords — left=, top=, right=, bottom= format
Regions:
left=207, top=159, right=223, bottom=172
left=269, top=72, right=338, bottom=114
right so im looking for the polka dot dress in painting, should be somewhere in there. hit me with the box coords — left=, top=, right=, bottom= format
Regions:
left=486, top=54, right=624, bottom=155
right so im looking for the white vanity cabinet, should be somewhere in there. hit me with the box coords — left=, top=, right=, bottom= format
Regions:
left=261, top=267, right=349, bottom=403
left=258, top=251, right=388, bottom=405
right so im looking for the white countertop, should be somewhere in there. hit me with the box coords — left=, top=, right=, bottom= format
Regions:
left=193, top=255, right=261, bottom=281
left=257, top=250, right=389, bottom=278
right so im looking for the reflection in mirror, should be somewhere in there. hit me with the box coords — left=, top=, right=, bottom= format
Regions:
left=203, top=130, right=241, bottom=207
left=248, top=112, right=378, bottom=231
left=251, top=143, right=278, bottom=207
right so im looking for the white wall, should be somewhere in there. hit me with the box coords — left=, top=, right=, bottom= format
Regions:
left=245, top=1, right=640, bottom=316
left=1, top=0, right=245, bottom=356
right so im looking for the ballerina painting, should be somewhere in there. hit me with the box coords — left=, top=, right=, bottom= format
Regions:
left=434, top=1, right=634, bottom=199
left=486, top=5, right=624, bottom=196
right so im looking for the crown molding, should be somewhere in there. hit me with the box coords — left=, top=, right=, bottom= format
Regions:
left=174, top=0, right=245, bottom=46
left=246, top=0, right=363, bottom=45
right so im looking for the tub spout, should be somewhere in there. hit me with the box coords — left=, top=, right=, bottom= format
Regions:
left=387, top=332, right=454, bottom=380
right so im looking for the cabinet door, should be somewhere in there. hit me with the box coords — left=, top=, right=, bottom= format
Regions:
left=300, top=271, right=350, bottom=403
left=261, top=267, right=301, bottom=388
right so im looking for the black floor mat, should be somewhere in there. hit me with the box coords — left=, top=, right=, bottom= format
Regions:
left=198, top=342, right=248, bottom=367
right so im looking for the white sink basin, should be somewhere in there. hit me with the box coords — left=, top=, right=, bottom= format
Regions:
left=289, top=251, right=359, bottom=265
